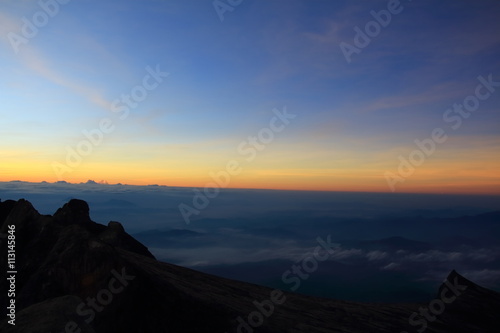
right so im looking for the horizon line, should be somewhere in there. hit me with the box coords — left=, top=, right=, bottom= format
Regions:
left=1, top=180, right=499, bottom=196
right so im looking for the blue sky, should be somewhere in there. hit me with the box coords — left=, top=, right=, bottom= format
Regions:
left=1, top=0, right=499, bottom=193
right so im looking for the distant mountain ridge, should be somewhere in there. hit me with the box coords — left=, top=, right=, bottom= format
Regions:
left=1, top=199, right=500, bottom=332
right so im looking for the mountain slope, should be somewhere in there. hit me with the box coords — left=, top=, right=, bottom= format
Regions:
left=1, top=199, right=499, bottom=332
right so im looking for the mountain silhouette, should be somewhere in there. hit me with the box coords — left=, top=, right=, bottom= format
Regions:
left=1, top=199, right=499, bottom=332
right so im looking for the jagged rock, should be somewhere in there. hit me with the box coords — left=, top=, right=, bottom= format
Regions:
left=434, top=270, right=500, bottom=331
left=0, top=199, right=154, bottom=314
left=0, top=199, right=17, bottom=227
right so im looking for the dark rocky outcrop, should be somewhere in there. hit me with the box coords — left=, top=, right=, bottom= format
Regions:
left=1, top=199, right=499, bottom=332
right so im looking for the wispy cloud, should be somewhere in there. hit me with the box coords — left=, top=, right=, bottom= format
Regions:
left=0, top=11, right=114, bottom=112
left=18, top=48, right=113, bottom=110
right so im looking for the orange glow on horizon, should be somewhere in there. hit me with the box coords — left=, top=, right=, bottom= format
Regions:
left=1, top=174, right=498, bottom=195
left=2, top=150, right=499, bottom=195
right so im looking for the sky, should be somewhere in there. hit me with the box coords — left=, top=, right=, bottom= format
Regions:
left=1, top=0, right=500, bottom=194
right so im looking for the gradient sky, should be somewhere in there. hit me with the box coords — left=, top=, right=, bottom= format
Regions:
left=1, top=0, right=499, bottom=194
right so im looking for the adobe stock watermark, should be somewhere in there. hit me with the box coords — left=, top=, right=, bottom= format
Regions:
left=51, top=65, right=169, bottom=180
left=178, top=106, right=296, bottom=224
left=385, top=73, right=500, bottom=192
left=7, top=0, right=71, bottom=55
left=401, top=276, right=467, bottom=333
left=56, top=267, right=135, bottom=333
left=213, top=0, right=244, bottom=22
left=340, top=0, right=410, bottom=64
left=227, top=235, right=340, bottom=333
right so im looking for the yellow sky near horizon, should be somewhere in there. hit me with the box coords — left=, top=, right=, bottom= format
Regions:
left=3, top=141, right=499, bottom=195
